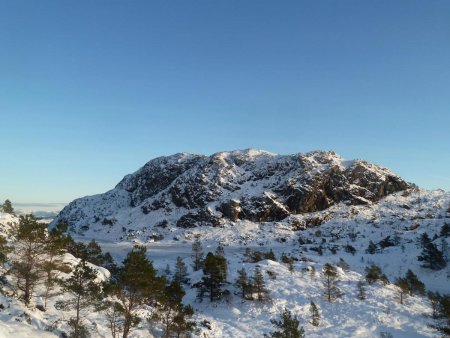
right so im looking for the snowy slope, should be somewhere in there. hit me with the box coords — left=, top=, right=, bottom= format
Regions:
left=51, top=149, right=409, bottom=242
left=2, top=149, right=450, bottom=337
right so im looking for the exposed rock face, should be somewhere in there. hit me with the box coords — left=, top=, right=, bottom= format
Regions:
left=52, top=149, right=410, bottom=234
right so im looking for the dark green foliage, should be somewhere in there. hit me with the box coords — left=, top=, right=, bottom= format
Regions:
left=1, top=199, right=14, bottom=214
left=0, top=235, right=10, bottom=265
left=281, top=254, right=295, bottom=272
left=173, top=256, right=189, bottom=284
left=10, top=214, right=48, bottom=306
left=427, top=292, right=450, bottom=335
left=252, top=265, right=269, bottom=301
left=322, top=263, right=342, bottom=302
left=394, top=277, right=409, bottom=304
left=244, top=248, right=277, bottom=263
left=344, top=244, right=356, bottom=255
left=152, top=280, right=195, bottom=338
left=191, top=235, right=204, bottom=271
left=337, top=258, right=350, bottom=272
left=440, top=223, right=450, bottom=237
left=197, top=252, right=228, bottom=302
left=264, top=249, right=276, bottom=261
left=356, top=280, right=366, bottom=300
left=428, top=291, right=442, bottom=319
left=419, top=232, right=431, bottom=248
left=86, top=240, right=103, bottom=265
left=267, top=308, right=305, bottom=338
left=235, top=268, right=251, bottom=299
left=378, top=236, right=396, bottom=249
left=365, top=241, right=377, bottom=254
left=215, top=244, right=225, bottom=258
left=418, top=241, right=447, bottom=270
left=310, top=301, right=320, bottom=326
left=67, top=238, right=117, bottom=274
left=365, top=265, right=389, bottom=285
left=404, top=269, right=425, bottom=296
left=105, top=245, right=164, bottom=338
left=42, top=223, right=70, bottom=309
left=57, top=260, right=102, bottom=338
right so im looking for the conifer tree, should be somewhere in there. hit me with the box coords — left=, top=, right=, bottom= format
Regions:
left=10, top=214, right=47, bottom=306
left=42, top=222, right=69, bottom=309
left=57, top=259, right=102, bottom=338
left=418, top=241, right=446, bottom=270
left=152, top=280, right=195, bottom=338
left=0, top=234, right=10, bottom=266
left=268, top=308, right=305, bottom=338
left=198, top=252, right=228, bottom=302
left=420, top=232, right=431, bottom=248
left=105, top=245, right=164, bottom=338
left=2, top=199, right=14, bottom=214
left=252, top=265, right=269, bottom=301
left=191, top=235, right=204, bottom=271
left=365, top=241, right=377, bottom=254
left=365, top=264, right=389, bottom=285
left=395, top=277, right=409, bottom=304
left=310, top=301, right=320, bottom=326
left=404, top=269, right=425, bottom=296
left=235, top=268, right=251, bottom=299
left=173, top=256, right=189, bottom=284
left=440, top=223, right=450, bottom=237
left=322, top=263, right=341, bottom=302
left=86, top=239, right=104, bottom=266
left=356, top=280, right=366, bottom=300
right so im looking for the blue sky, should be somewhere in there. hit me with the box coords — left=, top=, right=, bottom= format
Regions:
left=1, top=0, right=449, bottom=204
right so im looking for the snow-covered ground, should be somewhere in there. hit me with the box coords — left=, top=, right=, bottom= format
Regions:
left=1, top=189, right=450, bottom=337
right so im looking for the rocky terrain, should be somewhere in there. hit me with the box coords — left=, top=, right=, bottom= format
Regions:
left=52, top=149, right=410, bottom=240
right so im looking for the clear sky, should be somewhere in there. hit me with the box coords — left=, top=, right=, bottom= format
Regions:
left=1, top=0, right=449, bottom=204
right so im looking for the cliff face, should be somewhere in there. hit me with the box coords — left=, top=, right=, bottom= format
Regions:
left=52, top=149, right=409, bottom=237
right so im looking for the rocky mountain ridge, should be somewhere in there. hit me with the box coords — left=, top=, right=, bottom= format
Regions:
left=52, top=149, right=409, bottom=239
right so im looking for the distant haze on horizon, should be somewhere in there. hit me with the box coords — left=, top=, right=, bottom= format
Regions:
left=1, top=1, right=449, bottom=203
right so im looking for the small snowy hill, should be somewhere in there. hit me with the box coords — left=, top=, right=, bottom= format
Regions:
left=51, top=149, right=409, bottom=241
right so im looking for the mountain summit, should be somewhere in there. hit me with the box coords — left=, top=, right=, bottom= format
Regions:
left=52, top=149, right=409, bottom=239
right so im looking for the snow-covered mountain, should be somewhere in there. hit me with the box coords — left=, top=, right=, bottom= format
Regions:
left=4, top=150, right=450, bottom=338
left=51, top=149, right=409, bottom=241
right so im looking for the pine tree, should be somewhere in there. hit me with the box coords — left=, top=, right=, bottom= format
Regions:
left=198, top=252, right=228, bottom=302
left=365, top=241, right=377, bottom=254
left=10, top=214, right=47, bottom=306
left=404, top=269, right=425, bottom=296
left=395, top=277, right=409, bottom=304
left=235, top=268, right=251, bottom=299
left=57, top=259, right=101, bottom=338
left=42, top=223, right=69, bottom=309
left=86, top=239, right=104, bottom=266
left=356, top=280, right=366, bottom=300
left=418, top=241, right=447, bottom=270
left=440, top=223, right=450, bottom=237
left=268, top=308, right=305, bottom=338
left=0, top=235, right=10, bottom=266
left=105, top=245, right=164, bottom=338
left=440, top=238, right=449, bottom=261
left=215, top=244, right=225, bottom=258
left=173, top=256, right=189, bottom=284
left=152, top=280, right=195, bottom=338
left=310, top=301, right=320, bottom=326
left=252, top=265, right=269, bottom=301
left=420, top=232, right=431, bottom=248
left=365, top=264, right=389, bottom=285
left=2, top=199, right=14, bottom=214
left=191, top=235, right=204, bottom=271
left=322, top=263, right=342, bottom=302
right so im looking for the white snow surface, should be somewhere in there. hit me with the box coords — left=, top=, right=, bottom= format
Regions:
left=1, top=188, right=450, bottom=337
